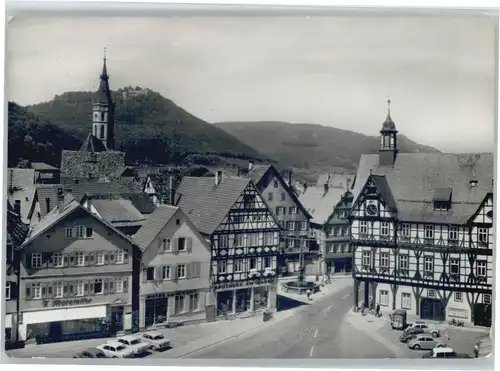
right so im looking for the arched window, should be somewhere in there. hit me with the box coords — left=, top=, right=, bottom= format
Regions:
left=100, top=125, right=105, bottom=139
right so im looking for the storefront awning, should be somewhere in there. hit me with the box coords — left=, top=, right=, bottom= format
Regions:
left=23, top=305, right=107, bottom=325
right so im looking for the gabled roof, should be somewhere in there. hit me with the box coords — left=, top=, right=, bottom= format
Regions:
left=7, top=209, right=29, bottom=247
left=245, top=164, right=312, bottom=220
left=145, top=172, right=173, bottom=195
left=371, top=175, right=398, bottom=212
left=176, top=176, right=251, bottom=235
left=352, top=153, right=493, bottom=224
left=19, top=195, right=138, bottom=250
left=31, top=162, right=59, bottom=171
left=467, top=192, right=494, bottom=225
left=80, top=133, right=107, bottom=152
left=133, top=205, right=179, bottom=251
left=325, top=190, right=354, bottom=225
left=91, top=199, right=146, bottom=225
left=298, top=185, right=347, bottom=225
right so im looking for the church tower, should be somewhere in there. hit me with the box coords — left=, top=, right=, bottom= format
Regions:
left=92, top=49, right=115, bottom=150
left=379, top=99, right=398, bottom=167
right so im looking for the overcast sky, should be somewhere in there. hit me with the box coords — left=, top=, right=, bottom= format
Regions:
left=6, top=15, right=496, bottom=153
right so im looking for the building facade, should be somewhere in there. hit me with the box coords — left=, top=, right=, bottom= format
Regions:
left=5, top=204, right=29, bottom=347
left=17, top=190, right=141, bottom=342
left=246, top=163, right=314, bottom=276
left=323, top=190, right=354, bottom=274
left=350, top=103, right=493, bottom=327
left=176, top=173, right=281, bottom=320
left=133, top=205, right=211, bottom=329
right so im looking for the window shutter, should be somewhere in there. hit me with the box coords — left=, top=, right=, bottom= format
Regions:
left=41, top=283, right=47, bottom=298
left=171, top=265, right=178, bottom=281
left=47, top=254, right=55, bottom=268
left=11, top=282, right=18, bottom=299
left=186, top=264, right=191, bottom=279
left=104, top=252, right=109, bottom=265
left=186, top=238, right=193, bottom=253
left=88, top=252, right=95, bottom=266
left=69, top=252, right=76, bottom=267
left=142, top=269, right=147, bottom=282
left=158, top=240, right=164, bottom=254
left=196, top=262, right=201, bottom=278
left=84, top=282, right=89, bottom=296
left=103, top=279, right=109, bottom=294
left=155, top=266, right=161, bottom=281
left=25, top=284, right=31, bottom=300
left=109, top=252, right=116, bottom=265
left=26, top=255, right=32, bottom=269
left=63, top=253, right=69, bottom=267
left=123, top=250, right=129, bottom=264
left=110, top=279, right=115, bottom=293
left=123, top=277, right=128, bottom=293
left=63, top=282, right=69, bottom=296
left=172, top=239, right=178, bottom=254
left=89, top=281, right=95, bottom=295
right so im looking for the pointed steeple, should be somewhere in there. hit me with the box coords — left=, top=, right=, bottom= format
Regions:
left=100, top=47, right=109, bottom=80
left=97, top=48, right=112, bottom=104
left=381, top=98, right=397, bottom=132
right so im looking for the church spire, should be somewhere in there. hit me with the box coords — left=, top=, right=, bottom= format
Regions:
left=100, top=47, right=108, bottom=81
left=379, top=98, right=398, bottom=166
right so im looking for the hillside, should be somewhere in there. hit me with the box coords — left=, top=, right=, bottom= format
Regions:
left=215, top=121, right=441, bottom=170
left=26, top=87, right=268, bottom=165
left=8, top=102, right=82, bottom=167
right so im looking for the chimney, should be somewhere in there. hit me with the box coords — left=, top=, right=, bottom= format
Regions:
left=86, top=195, right=92, bottom=211
left=288, top=171, right=292, bottom=186
left=248, top=161, right=254, bottom=172
left=215, top=170, right=223, bottom=186
left=57, top=187, right=64, bottom=213
left=169, top=174, right=176, bottom=205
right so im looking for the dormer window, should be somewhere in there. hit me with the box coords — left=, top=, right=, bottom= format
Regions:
left=433, top=187, right=452, bottom=211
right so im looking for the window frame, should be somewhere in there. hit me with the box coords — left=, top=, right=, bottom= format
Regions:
left=380, top=222, right=390, bottom=237
left=5, top=281, right=11, bottom=300
left=401, top=292, right=411, bottom=309
left=379, top=290, right=389, bottom=306
left=31, top=253, right=42, bottom=268
left=177, top=264, right=186, bottom=279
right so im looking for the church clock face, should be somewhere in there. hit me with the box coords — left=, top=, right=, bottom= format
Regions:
left=366, top=203, right=378, bottom=216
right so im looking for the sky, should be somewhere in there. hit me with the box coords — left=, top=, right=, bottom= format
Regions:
left=6, top=14, right=497, bottom=153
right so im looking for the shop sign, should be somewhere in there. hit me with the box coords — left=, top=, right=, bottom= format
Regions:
left=448, top=307, right=468, bottom=319
left=43, top=298, right=92, bottom=308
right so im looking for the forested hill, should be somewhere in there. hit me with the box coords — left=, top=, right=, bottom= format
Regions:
left=25, top=86, right=268, bottom=165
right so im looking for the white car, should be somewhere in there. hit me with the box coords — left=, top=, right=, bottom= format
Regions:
left=96, top=341, right=135, bottom=358
left=116, top=334, right=150, bottom=355
left=141, top=331, right=171, bottom=351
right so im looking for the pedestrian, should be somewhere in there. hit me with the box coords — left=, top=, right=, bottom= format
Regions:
left=445, top=331, right=450, bottom=343
left=306, top=288, right=312, bottom=301
left=474, top=343, right=479, bottom=358
left=369, top=296, right=373, bottom=310
left=376, top=304, right=380, bottom=317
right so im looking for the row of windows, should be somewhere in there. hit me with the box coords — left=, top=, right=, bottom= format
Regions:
left=158, top=237, right=190, bottom=253
left=268, top=192, right=288, bottom=203
left=285, top=238, right=308, bottom=249
left=144, top=262, right=201, bottom=281
left=358, top=222, right=489, bottom=244
left=275, top=206, right=299, bottom=215
left=328, top=243, right=351, bottom=254
left=327, top=226, right=349, bottom=237
left=381, top=291, right=492, bottom=310
left=361, top=251, right=488, bottom=277
left=65, top=226, right=94, bottom=239
left=217, top=257, right=273, bottom=274
left=29, top=250, right=128, bottom=269
left=217, top=233, right=278, bottom=248
left=174, top=292, right=200, bottom=314
left=25, top=278, right=128, bottom=300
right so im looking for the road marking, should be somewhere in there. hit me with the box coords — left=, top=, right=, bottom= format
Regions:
left=342, top=293, right=350, bottom=299
left=314, top=329, right=318, bottom=339
left=309, top=345, right=314, bottom=357
left=323, top=304, right=333, bottom=314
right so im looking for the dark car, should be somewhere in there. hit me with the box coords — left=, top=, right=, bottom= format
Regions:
left=399, top=327, right=425, bottom=343
left=73, top=347, right=107, bottom=359
left=422, top=348, right=472, bottom=359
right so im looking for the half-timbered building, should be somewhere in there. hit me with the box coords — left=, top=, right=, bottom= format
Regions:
left=175, top=172, right=281, bottom=320
left=349, top=102, right=493, bottom=327
left=245, top=163, right=314, bottom=277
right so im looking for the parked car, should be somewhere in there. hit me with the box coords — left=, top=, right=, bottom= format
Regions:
left=407, top=333, right=446, bottom=350
left=407, top=321, right=440, bottom=338
left=422, top=347, right=472, bottom=359
left=141, top=331, right=171, bottom=351
left=73, top=347, right=107, bottom=359
left=116, top=334, right=150, bottom=355
left=399, top=328, right=425, bottom=343
left=96, top=341, right=135, bottom=358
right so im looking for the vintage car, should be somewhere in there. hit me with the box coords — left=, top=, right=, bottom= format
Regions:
left=407, top=321, right=440, bottom=338
left=399, top=327, right=425, bottom=343
left=422, top=347, right=472, bottom=359
left=407, top=333, right=446, bottom=350
left=96, top=341, right=135, bottom=358
left=141, top=331, right=172, bottom=351
left=116, top=334, right=150, bottom=355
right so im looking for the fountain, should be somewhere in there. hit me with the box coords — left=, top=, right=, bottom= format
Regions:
left=281, top=266, right=319, bottom=294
